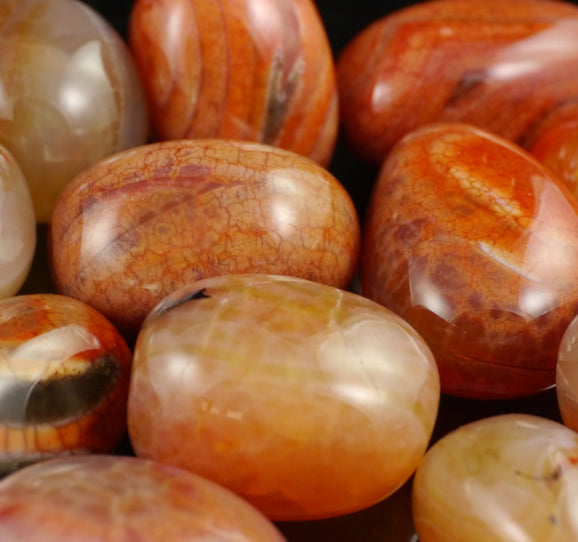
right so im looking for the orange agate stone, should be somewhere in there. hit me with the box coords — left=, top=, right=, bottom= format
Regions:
left=361, top=123, right=578, bottom=399
left=337, top=0, right=578, bottom=166
left=0, top=294, right=132, bottom=474
left=0, top=455, right=286, bottom=541
left=129, top=0, right=337, bottom=166
left=127, top=274, right=440, bottom=520
left=50, top=139, right=360, bottom=334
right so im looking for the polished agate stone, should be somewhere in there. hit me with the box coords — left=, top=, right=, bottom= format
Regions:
left=528, top=104, right=578, bottom=198
left=129, top=0, right=337, bottom=166
left=50, top=139, right=360, bottom=334
left=0, top=455, right=286, bottom=541
left=0, top=146, right=35, bottom=298
left=361, top=123, right=578, bottom=399
left=0, top=294, right=132, bottom=475
left=337, top=0, right=578, bottom=166
left=0, top=0, right=149, bottom=221
left=412, top=414, right=578, bottom=541
left=557, top=315, right=578, bottom=433
left=128, top=273, right=440, bottom=521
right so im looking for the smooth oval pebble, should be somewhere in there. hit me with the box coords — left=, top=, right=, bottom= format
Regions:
left=50, top=139, right=360, bottom=334
left=0, top=0, right=149, bottom=221
left=127, top=273, right=440, bottom=521
left=0, top=294, right=132, bottom=475
left=337, top=0, right=578, bottom=166
left=412, top=414, right=578, bottom=542
left=0, top=454, right=286, bottom=541
left=361, top=122, right=578, bottom=399
left=0, top=145, right=35, bottom=299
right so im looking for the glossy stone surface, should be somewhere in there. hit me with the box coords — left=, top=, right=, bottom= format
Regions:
left=557, top=315, right=578, bottom=433
left=0, top=146, right=35, bottom=299
left=361, top=123, right=578, bottom=399
left=129, top=0, right=337, bottom=166
left=528, top=104, right=578, bottom=198
left=0, top=294, right=132, bottom=475
left=0, top=454, right=286, bottom=541
left=0, top=0, right=149, bottom=221
left=337, top=0, right=578, bottom=166
left=50, top=139, right=360, bottom=334
left=127, top=274, right=440, bottom=521
left=412, top=414, right=578, bottom=542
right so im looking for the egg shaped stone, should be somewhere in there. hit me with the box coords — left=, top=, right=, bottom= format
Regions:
left=337, top=0, right=578, bottom=166
left=0, top=145, right=35, bottom=299
left=0, top=0, right=149, bottom=221
left=0, top=294, right=132, bottom=475
left=0, top=454, right=286, bottom=541
left=50, top=139, right=360, bottom=334
left=361, top=122, right=578, bottom=399
left=412, top=414, right=578, bottom=542
left=127, top=273, right=440, bottom=521
left=129, top=0, right=337, bottom=166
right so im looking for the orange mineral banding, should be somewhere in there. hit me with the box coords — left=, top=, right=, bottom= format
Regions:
left=361, top=122, right=578, bottom=399
left=50, top=139, right=360, bottom=334
left=127, top=273, right=440, bottom=521
left=0, top=294, right=132, bottom=475
left=337, top=0, right=578, bottom=166
left=129, top=0, right=338, bottom=166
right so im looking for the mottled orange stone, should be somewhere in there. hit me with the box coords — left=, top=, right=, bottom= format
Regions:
left=0, top=455, right=286, bottom=541
left=528, top=104, right=578, bottom=198
left=128, top=274, right=440, bottom=521
left=337, top=0, right=578, bottom=166
left=50, top=139, right=360, bottom=334
left=361, top=123, right=578, bottom=399
left=129, top=0, right=337, bottom=166
left=0, top=294, right=132, bottom=474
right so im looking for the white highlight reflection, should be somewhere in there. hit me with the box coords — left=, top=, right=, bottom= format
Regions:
left=3, top=325, right=101, bottom=378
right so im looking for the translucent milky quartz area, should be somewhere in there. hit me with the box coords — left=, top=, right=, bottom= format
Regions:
left=0, top=0, right=148, bottom=221
left=128, top=274, right=441, bottom=521
left=0, top=455, right=286, bottom=541
left=412, top=414, right=578, bottom=542
left=557, top=315, right=578, bottom=432
left=361, top=122, right=578, bottom=399
left=0, top=294, right=132, bottom=475
left=0, top=147, right=35, bottom=298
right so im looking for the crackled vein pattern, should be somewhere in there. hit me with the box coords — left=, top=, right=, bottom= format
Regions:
left=0, top=294, right=132, bottom=476
left=0, top=455, right=286, bottom=541
left=0, top=0, right=149, bottom=221
left=129, top=0, right=337, bottom=166
left=50, top=139, right=360, bottom=334
left=337, top=0, right=578, bottom=166
left=413, top=414, right=578, bottom=542
left=361, top=123, right=578, bottom=399
left=128, top=273, right=440, bottom=521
